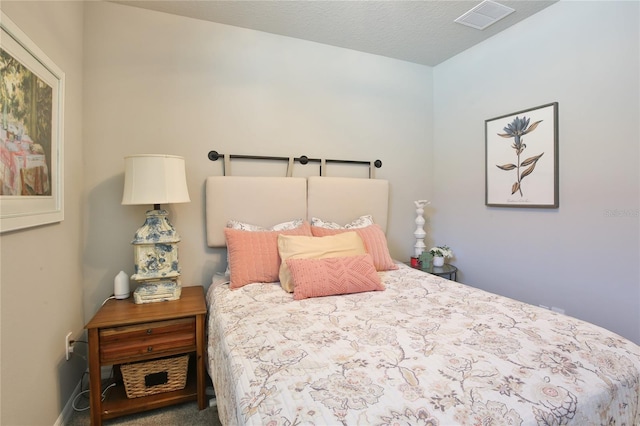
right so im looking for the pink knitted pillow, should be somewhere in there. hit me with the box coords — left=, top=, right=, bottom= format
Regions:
left=277, top=232, right=367, bottom=293
left=310, top=224, right=398, bottom=271
left=287, top=254, right=385, bottom=300
left=225, top=222, right=312, bottom=289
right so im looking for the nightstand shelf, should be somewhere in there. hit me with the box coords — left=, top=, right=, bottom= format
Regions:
left=85, top=286, right=207, bottom=426
left=101, top=358, right=198, bottom=420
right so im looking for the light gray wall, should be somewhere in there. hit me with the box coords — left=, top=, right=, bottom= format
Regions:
left=0, top=1, right=86, bottom=425
left=82, top=2, right=433, bottom=322
left=433, top=1, right=639, bottom=343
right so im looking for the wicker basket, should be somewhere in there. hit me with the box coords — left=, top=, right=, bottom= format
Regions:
left=121, top=354, right=189, bottom=398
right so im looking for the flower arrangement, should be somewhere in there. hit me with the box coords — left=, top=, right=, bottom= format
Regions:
left=429, top=245, right=453, bottom=259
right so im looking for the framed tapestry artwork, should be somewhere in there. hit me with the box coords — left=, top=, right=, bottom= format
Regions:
left=485, top=102, right=558, bottom=208
left=0, top=12, right=65, bottom=233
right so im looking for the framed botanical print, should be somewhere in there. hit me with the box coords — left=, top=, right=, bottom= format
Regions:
left=485, top=102, right=558, bottom=208
left=0, top=12, right=65, bottom=232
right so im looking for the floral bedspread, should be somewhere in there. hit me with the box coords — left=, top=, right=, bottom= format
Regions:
left=207, top=264, right=640, bottom=425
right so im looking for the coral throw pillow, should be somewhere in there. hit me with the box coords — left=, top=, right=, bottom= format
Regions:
left=277, top=232, right=367, bottom=293
left=225, top=222, right=312, bottom=289
left=223, top=219, right=304, bottom=276
left=311, top=224, right=398, bottom=271
left=287, top=254, right=384, bottom=300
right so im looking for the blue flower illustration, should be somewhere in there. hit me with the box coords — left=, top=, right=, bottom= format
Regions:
left=496, top=115, right=544, bottom=197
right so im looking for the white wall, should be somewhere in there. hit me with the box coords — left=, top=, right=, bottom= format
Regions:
left=433, top=1, right=639, bottom=343
left=0, top=1, right=86, bottom=424
left=82, top=2, right=433, bottom=321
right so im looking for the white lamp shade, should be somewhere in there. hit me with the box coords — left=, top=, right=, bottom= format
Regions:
left=122, top=154, right=191, bottom=205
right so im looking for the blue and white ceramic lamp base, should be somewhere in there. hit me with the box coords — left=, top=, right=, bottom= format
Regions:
left=133, top=280, right=182, bottom=304
left=130, top=209, right=183, bottom=304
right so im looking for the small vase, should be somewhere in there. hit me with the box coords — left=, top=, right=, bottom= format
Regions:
left=433, top=256, right=445, bottom=267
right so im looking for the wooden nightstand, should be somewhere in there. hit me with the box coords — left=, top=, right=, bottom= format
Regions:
left=85, top=286, right=207, bottom=426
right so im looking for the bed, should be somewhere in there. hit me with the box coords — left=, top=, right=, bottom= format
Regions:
left=205, top=176, right=640, bottom=425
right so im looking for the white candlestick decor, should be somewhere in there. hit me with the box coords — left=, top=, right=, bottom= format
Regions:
left=413, top=200, right=430, bottom=257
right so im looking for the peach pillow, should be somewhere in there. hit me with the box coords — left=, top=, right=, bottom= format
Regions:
left=277, top=232, right=367, bottom=293
left=311, top=224, right=398, bottom=271
left=287, top=254, right=385, bottom=300
left=225, top=222, right=312, bottom=289
left=224, top=219, right=304, bottom=276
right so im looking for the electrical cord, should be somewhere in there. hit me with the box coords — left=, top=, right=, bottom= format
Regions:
left=72, top=383, right=117, bottom=411
left=72, top=367, right=116, bottom=412
left=69, top=329, right=116, bottom=411
left=68, top=339, right=87, bottom=363
left=102, top=295, right=117, bottom=306
left=71, top=298, right=123, bottom=411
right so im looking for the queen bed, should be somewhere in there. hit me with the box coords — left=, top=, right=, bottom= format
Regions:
left=204, top=176, right=640, bottom=425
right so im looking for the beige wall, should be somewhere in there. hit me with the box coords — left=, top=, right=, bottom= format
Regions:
left=0, top=2, right=433, bottom=422
left=433, top=1, right=639, bottom=343
left=82, top=1, right=433, bottom=321
left=0, top=1, right=85, bottom=425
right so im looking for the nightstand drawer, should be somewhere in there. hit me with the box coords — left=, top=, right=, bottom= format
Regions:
left=99, top=318, right=195, bottom=363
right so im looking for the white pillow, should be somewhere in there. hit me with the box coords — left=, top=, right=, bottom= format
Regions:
left=310, top=215, right=374, bottom=230
left=226, top=218, right=304, bottom=232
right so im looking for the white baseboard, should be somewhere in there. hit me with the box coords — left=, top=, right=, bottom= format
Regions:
left=54, top=380, right=82, bottom=426
left=55, top=366, right=112, bottom=425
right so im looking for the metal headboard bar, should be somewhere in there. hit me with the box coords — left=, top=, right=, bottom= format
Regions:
left=207, top=151, right=382, bottom=178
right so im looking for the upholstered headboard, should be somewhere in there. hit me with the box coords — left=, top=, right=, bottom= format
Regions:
left=205, top=176, right=307, bottom=247
left=306, top=176, right=388, bottom=233
left=205, top=176, right=389, bottom=247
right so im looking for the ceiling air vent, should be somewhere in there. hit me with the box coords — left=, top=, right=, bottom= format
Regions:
left=454, top=0, right=515, bottom=30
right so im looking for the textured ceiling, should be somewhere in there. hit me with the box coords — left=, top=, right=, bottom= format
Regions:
left=113, top=0, right=557, bottom=66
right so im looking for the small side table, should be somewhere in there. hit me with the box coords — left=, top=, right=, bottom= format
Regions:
left=409, top=262, right=458, bottom=281
left=85, top=286, right=207, bottom=426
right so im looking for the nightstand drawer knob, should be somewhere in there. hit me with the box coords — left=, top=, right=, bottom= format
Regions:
left=147, top=346, right=153, bottom=352
left=146, top=329, right=152, bottom=334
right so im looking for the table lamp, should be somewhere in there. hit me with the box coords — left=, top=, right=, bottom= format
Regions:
left=121, top=154, right=190, bottom=303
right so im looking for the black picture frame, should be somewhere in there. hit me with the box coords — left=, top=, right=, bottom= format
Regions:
left=485, top=102, right=558, bottom=208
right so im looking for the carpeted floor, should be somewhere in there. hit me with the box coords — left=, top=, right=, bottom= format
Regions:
left=66, top=398, right=222, bottom=426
